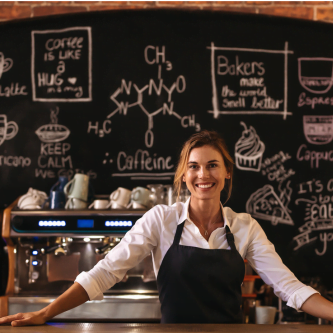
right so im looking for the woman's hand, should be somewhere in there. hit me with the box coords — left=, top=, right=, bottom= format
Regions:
left=0, top=282, right=89, bottom=327
left=0, top=309, right=48, bottom=326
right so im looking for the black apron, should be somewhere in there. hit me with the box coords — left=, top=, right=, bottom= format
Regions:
left=157, top=222, right=245, bottom=323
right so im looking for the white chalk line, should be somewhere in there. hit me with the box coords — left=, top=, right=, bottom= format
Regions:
left=208, top=110, right=292, bottom=115
left=207, top=45, right=294, bottom=54
left=131, top=177, right=172, bottom=180
left=284, top=41, right=288, bottom=120
left=112, top=172, right=175, bottom=177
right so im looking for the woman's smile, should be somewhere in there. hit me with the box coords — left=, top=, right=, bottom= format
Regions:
left=195, top=182, right=216, bottom=189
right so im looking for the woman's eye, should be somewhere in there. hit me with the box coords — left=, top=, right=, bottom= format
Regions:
left=189, top=165, right=197, bottom=169
left=209, top=163, right=217, bottom=168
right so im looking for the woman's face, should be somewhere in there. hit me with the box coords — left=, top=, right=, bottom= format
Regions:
left=183, top=145, right=230, bottom=202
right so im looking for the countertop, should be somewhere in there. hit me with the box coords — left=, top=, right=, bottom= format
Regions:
left=0, top=323, right=332, bottom=333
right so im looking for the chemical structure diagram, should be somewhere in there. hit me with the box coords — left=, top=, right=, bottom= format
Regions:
left=106, top=46, right=201, bottom=148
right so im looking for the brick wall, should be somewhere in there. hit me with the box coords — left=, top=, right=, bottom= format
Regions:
left=1, top=1, right=333, bottom=23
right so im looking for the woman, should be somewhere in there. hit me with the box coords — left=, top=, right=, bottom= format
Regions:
left=1, top=130, right=333, bottom=326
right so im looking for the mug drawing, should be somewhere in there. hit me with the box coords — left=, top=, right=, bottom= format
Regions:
left=0, top=52, right=13, bottom=79
left=303, top=115, right=333, bottom=145
left=0, top=115, right=18, bottom=146
left=298, top=57, right=333, bottom=94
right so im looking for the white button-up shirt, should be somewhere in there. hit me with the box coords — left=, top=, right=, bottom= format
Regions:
left=75, top=199, right=318, bottom=311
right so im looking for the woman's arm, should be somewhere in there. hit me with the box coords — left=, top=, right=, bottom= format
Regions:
left=75, top=206, right=162, bottom=301
left=0, top=282, right=89, bottom=326
left=300, top=293, right=333, bottom=321
left=245, top=217, right=320, bottom=312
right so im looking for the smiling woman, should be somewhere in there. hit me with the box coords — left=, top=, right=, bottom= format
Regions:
left=1, top=131, right=333, bottom=326
left=173, top=131, right=233, bottom=240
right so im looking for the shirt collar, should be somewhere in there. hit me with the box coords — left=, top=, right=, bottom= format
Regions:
left=178, top=197, right=230, bottom=228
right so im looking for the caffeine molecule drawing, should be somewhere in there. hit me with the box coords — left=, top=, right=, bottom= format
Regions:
left=106, top=46, right=201, bottom=147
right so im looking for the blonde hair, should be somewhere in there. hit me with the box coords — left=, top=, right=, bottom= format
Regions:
left=174, top=130, right=234, bottom=203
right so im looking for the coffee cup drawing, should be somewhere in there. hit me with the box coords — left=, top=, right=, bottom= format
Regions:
left=298, top=57, right=333, bottom=94
left=0, top=52, right=13, bottom=79
left=303, top=115, right=333, bottom=145
left=0, top=115, right=18, bottom=146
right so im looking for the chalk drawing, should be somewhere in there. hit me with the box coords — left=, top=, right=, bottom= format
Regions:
left=0, top=52, right=13, bottom=79
left=35, top=107, right=70, bottom=143
left=235, top=122, right=265, bottom=172
left=246, top=182, right=293, bottom=226
left=303, top=115, right=333, bottom=145
left=31, top=27, right=92, bottom=102
left=208, top=42, right=293, bottom=119
left=0, top=114, right=18, bottom=146
left=298, top=57, right=333, bottom=94
left=101, top=45, right=201, bottom=148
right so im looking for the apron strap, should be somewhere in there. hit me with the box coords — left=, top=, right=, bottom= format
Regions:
left=225, top=225, right=236, bottom=251
left=174, top=222, right=237, bottom=250
left=173, top=221, right=185, bottom=245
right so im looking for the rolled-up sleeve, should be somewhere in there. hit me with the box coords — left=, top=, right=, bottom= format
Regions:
left=245, top=217, right=319, bottom=312
left=286, top=286, right=319, bottom=312
left=75, top=206, right=162, bottom=300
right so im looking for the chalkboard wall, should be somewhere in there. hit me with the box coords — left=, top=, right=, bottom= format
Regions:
left=1, top=9, right=333, bottom=286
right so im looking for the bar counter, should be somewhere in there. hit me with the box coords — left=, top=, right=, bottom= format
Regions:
left=1, top=323, right=333, bottom=333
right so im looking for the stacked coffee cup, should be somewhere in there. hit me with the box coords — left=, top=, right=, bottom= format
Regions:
left=17, top=188, right=48, bottom=210
left=107, top=187, right=132, bottom=209
left=106, top=187, right=151, bottom=209
left=64, top=173, right=90, bottom=209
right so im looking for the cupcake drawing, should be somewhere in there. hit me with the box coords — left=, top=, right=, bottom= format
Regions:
left=235, top=122, right=265, bottom=172
left=35, top=107, right=70, bottom=143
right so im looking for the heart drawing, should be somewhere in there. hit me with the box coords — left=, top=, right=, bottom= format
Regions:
left=68, top=77, right=77, bottom=85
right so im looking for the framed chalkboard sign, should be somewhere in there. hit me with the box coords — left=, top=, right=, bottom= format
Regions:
left=1, top=9, right=333, bottom=286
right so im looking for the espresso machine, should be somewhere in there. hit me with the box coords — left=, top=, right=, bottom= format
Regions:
left=0, top=199, right=161, bottom=322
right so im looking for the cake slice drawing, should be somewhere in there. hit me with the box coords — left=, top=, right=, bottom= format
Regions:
left=246, top=184, right=294, bottom=226
left=235, top=122, right=265, bottom=172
